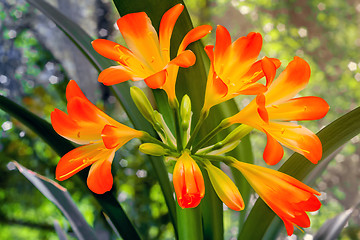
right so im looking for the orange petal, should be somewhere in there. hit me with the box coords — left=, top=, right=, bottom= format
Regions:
left=51, top=108, right=89, bottom=144
left=159, top=4, right=184, bottom=60
left=214, top=25, right=232, bottom=61
left=179, top=25, right=212, bottom=52
left=263, top=122, right=322, bottom=164
left=267, top=96, right=329, bottom=121
left=92, top=39, right=122, bottom=61
left=66, top=80, right=87, bottom=102
left=263, top=131, right=284, bottom=165
left=170, top=50, right=196, bottom=68
left=213, top=71, right=228, bottom=97
left=239, top=58, right=281, bottom=84
left=56, top=143, right=103, bottom=181
left=204, top=45, right=214, bottom=62
left=87, top=156, right=114, bottom=194
left=101, top=124, right=142, bottom=149
left=237, top=83, right=267, bottom=95
left=256, top=94, right=269, bottom=123
left=98, top=66, right=135, bottom=86
left=262, top=56, right=277, bottom=87
left=144, top=69, right=167, bottom=89
left=265, top=56, right=311, bottom=105
left=67, top=97, right=106, bottom=127
left=117, top=12, right=162, bottom=69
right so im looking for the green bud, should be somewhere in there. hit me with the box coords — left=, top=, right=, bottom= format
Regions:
left=139, top=143, right=167, bottom=156
left=130, top=86, right=155, bottom=124
left=180, top=95, right=192, bottom=131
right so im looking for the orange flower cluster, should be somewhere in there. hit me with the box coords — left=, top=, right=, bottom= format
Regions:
left=51, top=4, right=330, bottom=236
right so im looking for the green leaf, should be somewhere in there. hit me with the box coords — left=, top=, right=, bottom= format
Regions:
left=7, top=161, right=98, bottom=240
left=53, top=220, right=69, bottom=240
left=25, top=0, right=176, bottom=233
left=238, top=106, right=360, bottom=240
left=0, top=96, right=141, bottom=240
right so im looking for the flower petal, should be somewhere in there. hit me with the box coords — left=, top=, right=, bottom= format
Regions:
left=66, top=80, right=87, bottom=102
left=179, top=25, right=212, bottom=52
left=262, top=56, right=277, bottom=87
left=256, top=94, right=269, bottom=123
left=117, top=12, right=163, bottom=69
left=144, top=69, right=167, bottom=89
left=265, top=56, right=311, bottom=105
left=98, top=66, right=136, bottom=86
left=213, top=71, right=228, bottom=97
left=56, top=143, right=103, bottom=181
left=159, top=4, right=184, bottom=61
left=87, top=155, right=114, bottom=194
left=170, top=50, right=196, bottom=68
left=263, top=122, right=322, bottom=164
left=92, top=39, right=122, bottom=62
left=214, top=25, right=232, bottom=62
left=204, top=45, right=214, bottom=62
left=267, top=96, right=330, bottom=121
left=237, top=83, right=267, bottom=96
left=101, top=124, right=142, bottom=149
left=263, top=131, right=284, bottom=165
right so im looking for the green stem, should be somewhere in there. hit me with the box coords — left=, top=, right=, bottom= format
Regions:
left=141, top=132, right=176, bottom=152
left=185, top=110, right=209, bottom=149
left=176, top=205, right=203, bottom=240
left=191, top=119, right=231, bottom=154
left=169, top=99, right=183, bottom=151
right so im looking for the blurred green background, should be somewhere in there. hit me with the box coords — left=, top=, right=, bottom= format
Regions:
left=1, top=0, right=359, bottom=239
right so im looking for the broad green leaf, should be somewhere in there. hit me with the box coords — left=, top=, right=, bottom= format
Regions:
left=25, top=0, right=176, bottom=232
left=238, top=106, right=360, bottom=240
left=314, top=201, right=360, bottom=240
left=0, top=96, right=141, bottom=240
left=7, top=161, right=98, bottom=240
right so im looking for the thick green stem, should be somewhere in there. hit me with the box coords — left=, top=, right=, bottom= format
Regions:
left=185, top=110, right=209, bottom=149
left=176, top=205, right=203, bottom=240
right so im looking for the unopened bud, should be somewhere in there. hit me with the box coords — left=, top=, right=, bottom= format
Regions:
left=130, top=86, right=155, bottom=124
left=220, top=125, right=253, bottom=146
left=180, top=95, right=192, bottom=131
left=139, top=143, right=167, bottom=156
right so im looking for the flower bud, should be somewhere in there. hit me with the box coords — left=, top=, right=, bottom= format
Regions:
left=180, top=95, right=192, bottom=131
left=173, top=151, right=205, bottom=208
left=139, top=143, right=167, bottom=156
left=130, top=86, right=155, bottom=124
left=204, top=161, right=244, bottom=211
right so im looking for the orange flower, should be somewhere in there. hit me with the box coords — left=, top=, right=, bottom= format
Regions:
left=92, top=4, right=212, bottom=101
left=231, top=160, right=321, bottom=236
left=227, top=57, right=329, bottom=165
left=173, top=151, right=205, bottom=208
left=202, top=25, right=281, bottom=112
left=51, top=80, right=143, bottom=194
left=204, top=161, right=244, bottom=211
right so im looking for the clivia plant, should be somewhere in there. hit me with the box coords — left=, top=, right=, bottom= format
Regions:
left=1, top=1, right=360, bottom=239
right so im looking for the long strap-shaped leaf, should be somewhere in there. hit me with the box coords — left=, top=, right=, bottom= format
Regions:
left=238, top=106, right=360, bottom=240
left=8, top=161, right=98, bottom=240
left=0, top=95, right=141, bottom=240
left=25, top=0, right=176, bottom=233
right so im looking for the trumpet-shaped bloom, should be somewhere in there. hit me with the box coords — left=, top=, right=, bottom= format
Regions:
left=204, top=161, right=244, bottom=211
left=228, top=57, right=329, bottom=165
left=51, top=80, right=143, bottom=194
left=202, top=25, right=281, bottom=111
left=173, top=151, right=205, bottom=208
left=92, top=4, right=212, bottom=101
left=231, top=160, right=321, bottom=236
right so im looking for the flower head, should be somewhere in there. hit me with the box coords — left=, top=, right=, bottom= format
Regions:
left=231, top=160, right=321, bottom=236
left=173, top=151, right=205, bottom=208
left=228, top=57, right=329, bottom=165
left=92, top=4, right=212, bottom=101
left=51, top=80, right=143, bottom=194
left=202, top=25, right=281, bottom=112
